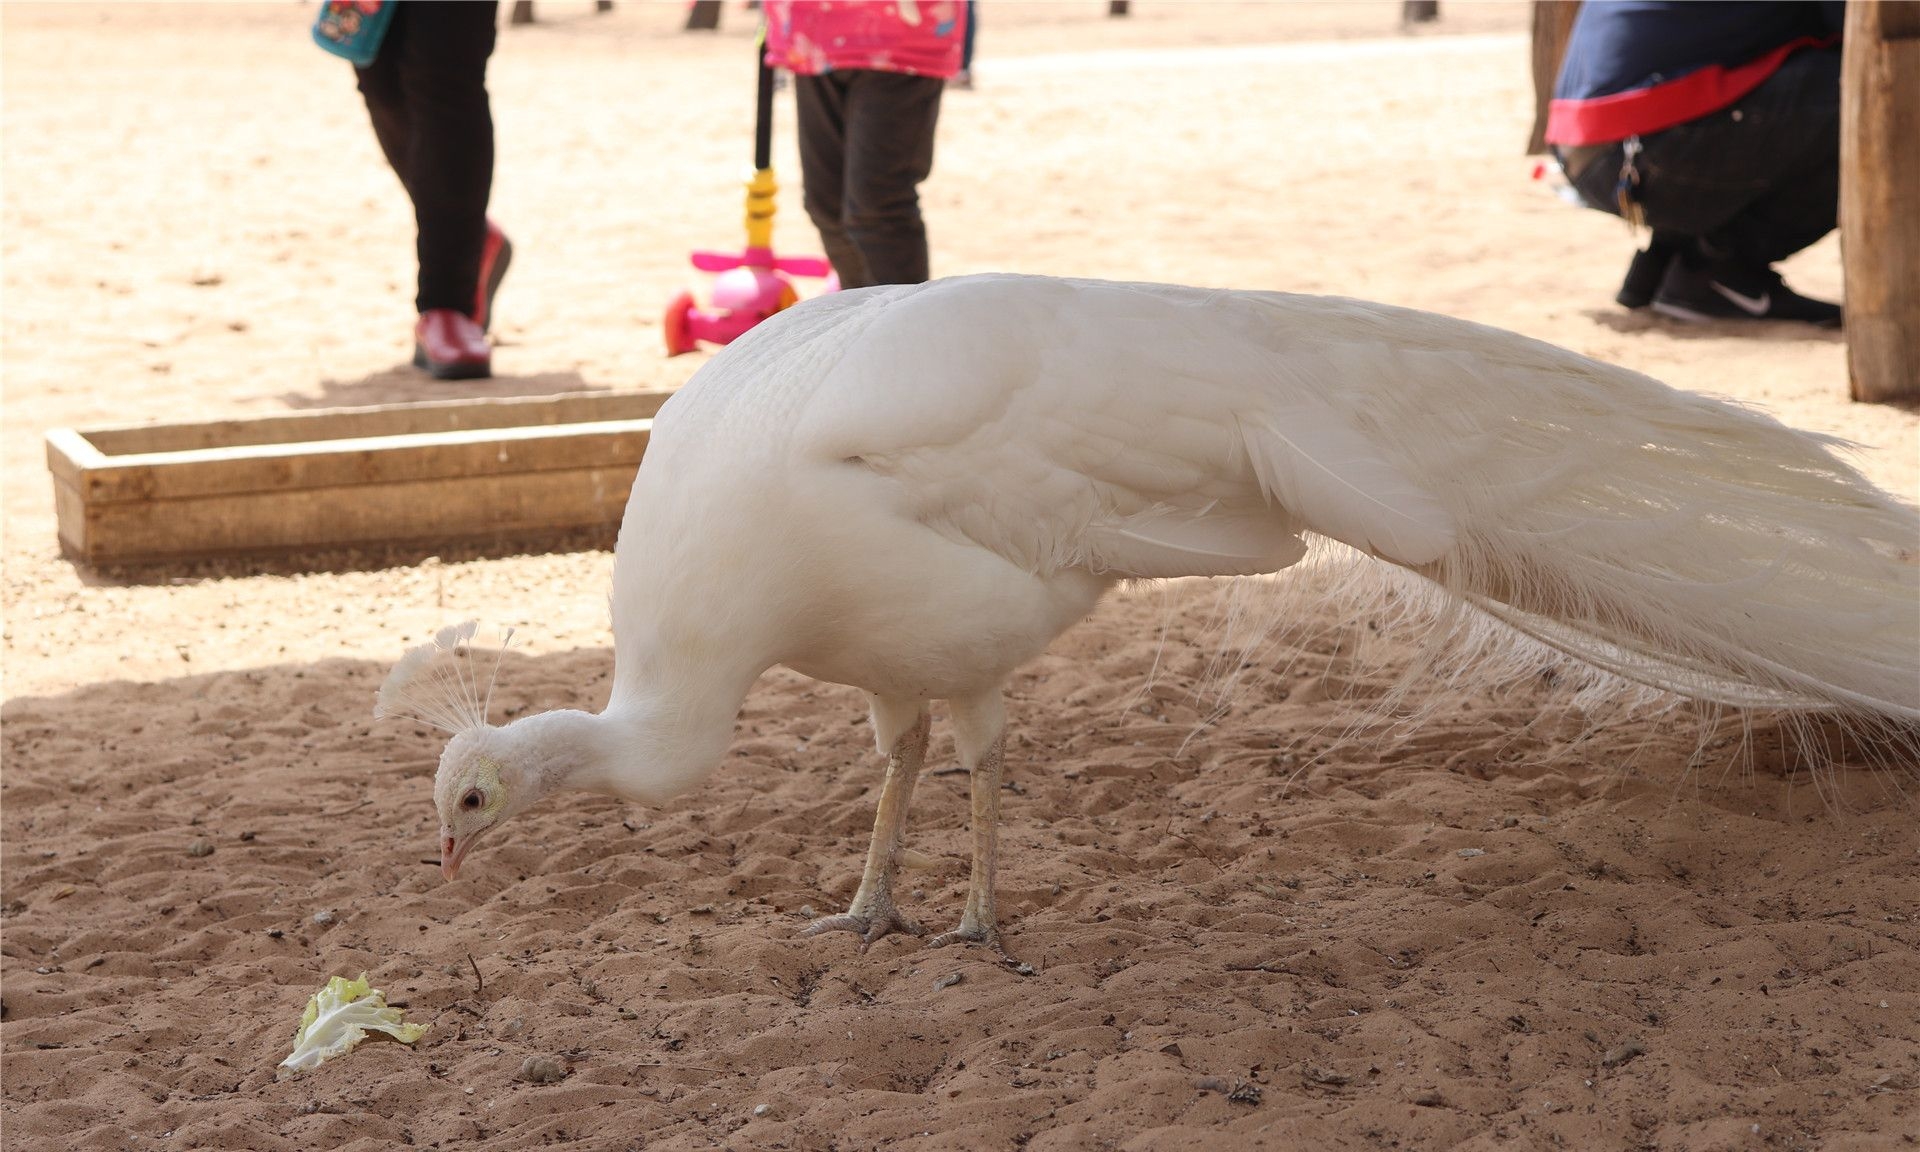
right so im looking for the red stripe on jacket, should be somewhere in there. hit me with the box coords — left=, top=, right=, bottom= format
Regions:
left=1545, top=35, right=1833, bottom=147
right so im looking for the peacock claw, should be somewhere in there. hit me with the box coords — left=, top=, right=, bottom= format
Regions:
left=927, top=922, right=1012, bottom=962
left=802, top=903, right=923, bottom=950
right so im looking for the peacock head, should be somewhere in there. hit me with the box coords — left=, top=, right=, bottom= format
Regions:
left=375, top=622, right=526, bottom=881
left=432, top=727, right=518, bottom=881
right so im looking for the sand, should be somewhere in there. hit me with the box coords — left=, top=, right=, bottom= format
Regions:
left=3, top=4, right=1916, bottom=1150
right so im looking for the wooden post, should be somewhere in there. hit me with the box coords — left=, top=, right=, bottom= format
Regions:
left=1526, top=1, right=1582, bottom=154
left=685, top=0, right=722, bottom=31
left=1842, top=1, right=1920, bottom=403
left=510, top=1, right=535, bottom=25
left=1403, top=1, right=1439, bottom=25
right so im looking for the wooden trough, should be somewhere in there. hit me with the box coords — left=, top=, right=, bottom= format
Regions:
left=45, top=390, right=672, bottom=567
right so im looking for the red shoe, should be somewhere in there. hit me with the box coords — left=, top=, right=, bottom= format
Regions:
left=413, top=309, right=492, bottom=379
left=473, top=220, right=512, bottom=332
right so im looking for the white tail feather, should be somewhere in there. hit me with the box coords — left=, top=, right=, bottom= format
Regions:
left=1047, top=285, right=1920, bottom=762
left=1212, top=304, right=1920, bottom=731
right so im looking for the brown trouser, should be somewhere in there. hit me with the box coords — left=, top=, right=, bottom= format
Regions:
left=794, top=71, right=945, bottom=289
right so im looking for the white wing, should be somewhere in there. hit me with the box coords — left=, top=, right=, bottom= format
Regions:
left=790, top=276, right=1458, bottom=579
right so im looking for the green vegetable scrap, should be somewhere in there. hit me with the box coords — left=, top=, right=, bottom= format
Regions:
left=278, top=973, right=428, bottom=1075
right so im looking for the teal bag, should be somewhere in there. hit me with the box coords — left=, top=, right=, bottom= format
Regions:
left=313, top=1, right=396, bottom=67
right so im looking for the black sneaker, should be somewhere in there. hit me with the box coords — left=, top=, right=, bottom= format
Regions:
left=1651, top=260, right=1842, bottom=328
left=1615, top=232, right=1688, bottom=309
left=1616, top=245, right=1674, bottom=309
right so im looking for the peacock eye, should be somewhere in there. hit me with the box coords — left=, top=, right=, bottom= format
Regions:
left=462, top=790, right=483, bottom=811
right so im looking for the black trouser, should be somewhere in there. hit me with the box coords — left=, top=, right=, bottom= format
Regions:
left=1564, top=46, right=1839, bottom=269
left=795, top=71, right=944, bottom=289
left=355, top=2, right=498, bottom=314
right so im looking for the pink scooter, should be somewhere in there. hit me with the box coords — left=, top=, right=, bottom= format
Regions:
left=665, top=43, right=832, bottom=356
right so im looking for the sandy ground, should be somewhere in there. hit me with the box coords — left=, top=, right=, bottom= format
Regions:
left=3, top=4, right=1917, bottom=1150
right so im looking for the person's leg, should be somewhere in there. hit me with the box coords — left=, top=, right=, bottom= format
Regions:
left=1616, top=229, right=1689, bottom=309
left=1697, top=47, right=1839, bottom=267
left=353, top=6, right=414, bottom=197
left=1560, top=144, right=1695, bottom=308
left=391, top=1, right=498, bottom=315
left=795, top=74, right=871, bottom=288
left=841, top=72, right=944, bottom=285
left=1630, top=47, right=1839, bottom=268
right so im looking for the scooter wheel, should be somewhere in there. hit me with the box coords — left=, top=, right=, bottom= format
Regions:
left=663, top=290, right=698, bottom=356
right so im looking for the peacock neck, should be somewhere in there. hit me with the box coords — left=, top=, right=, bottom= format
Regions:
left=594, top=515, right=787, bottom=806
left=582, top=628, right=769, bottom=807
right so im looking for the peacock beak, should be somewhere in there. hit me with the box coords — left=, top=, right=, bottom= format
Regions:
left=440, top=828, right=473, bottom=882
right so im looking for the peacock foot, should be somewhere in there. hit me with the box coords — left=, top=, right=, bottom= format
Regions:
left=927, top=918, right=1007, bottom=957
left=802, top=895, right=923, bottom=950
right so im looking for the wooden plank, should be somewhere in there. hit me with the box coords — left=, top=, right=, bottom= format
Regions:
left=51, top=474, right=90, bottom=560
left=66, top=467, right=636, bottom=566
left=1527, top=1, right=1582, bottom=155
left=1842, top=1, right=1920, bottom=403
left=81, top=390, right=672, bottom=456
left=72, top=419, right=652, bottom=504
left=44, top=426, right=108, bottom=491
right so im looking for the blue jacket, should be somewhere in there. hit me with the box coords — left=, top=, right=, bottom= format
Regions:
left=1548, top=1, right=1843, bottom=146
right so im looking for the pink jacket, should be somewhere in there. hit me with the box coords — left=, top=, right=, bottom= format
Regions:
left=763, top=1, right=968, bottom=79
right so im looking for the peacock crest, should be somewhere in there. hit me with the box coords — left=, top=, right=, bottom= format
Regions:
left=374, top=620, right=515, bottom=734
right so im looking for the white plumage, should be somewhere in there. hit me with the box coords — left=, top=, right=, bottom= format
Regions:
left=388, top=274, right=1920, bottom=947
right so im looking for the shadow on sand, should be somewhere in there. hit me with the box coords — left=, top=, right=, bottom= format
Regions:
left=1581, top=307, right=1848, bottom=344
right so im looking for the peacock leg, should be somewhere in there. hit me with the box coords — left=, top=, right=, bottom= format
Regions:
left=803, top=701, right=929, bottom=948
left=929, top=688, right=1011, bottom=954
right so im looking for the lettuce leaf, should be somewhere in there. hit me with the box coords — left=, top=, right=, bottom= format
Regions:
left=278, top=973, right=428, bottom=1075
